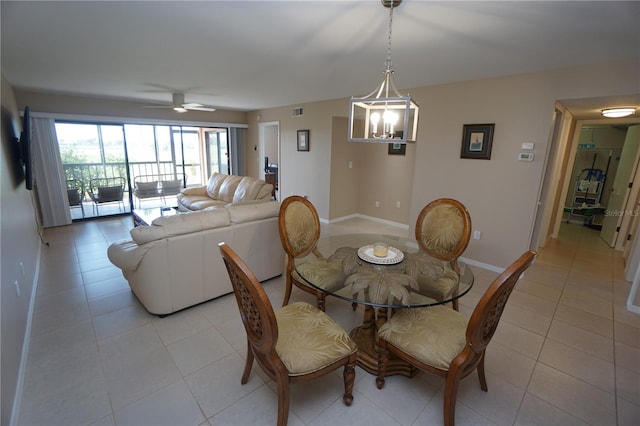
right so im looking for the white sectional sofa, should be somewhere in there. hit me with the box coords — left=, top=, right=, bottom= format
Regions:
left=108, top=201, right=284, bottom=316
left=177, top=172, right=273, bottom=212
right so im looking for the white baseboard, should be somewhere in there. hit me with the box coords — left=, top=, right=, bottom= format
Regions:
left=323, top=213, right=409, bottom=230
left=460, top=256, right=504, bottom=273
left=10, top=244, right=42, bottom=426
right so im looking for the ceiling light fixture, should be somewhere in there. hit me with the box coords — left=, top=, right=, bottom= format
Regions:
left=348, top=0, right=418, bottom=144
left=601, top=108, right=636, bottom=118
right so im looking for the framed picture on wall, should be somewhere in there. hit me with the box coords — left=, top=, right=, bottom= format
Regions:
left=297, top=130, right=310, bottom=151
left=388, top=143, right=406, bottom=155
left=460, top=123, right=495, bottom=159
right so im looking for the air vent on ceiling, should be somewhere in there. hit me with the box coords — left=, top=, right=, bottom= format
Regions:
left=291, top=107, right=303, bottom=117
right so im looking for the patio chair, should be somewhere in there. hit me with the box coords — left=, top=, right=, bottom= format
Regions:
left=89, top=177, right=125, bottom=215
left=66, top=179, right=85, bottom=217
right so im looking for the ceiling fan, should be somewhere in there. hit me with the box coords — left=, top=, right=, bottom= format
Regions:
left=144, top=93, right=216, bottom=113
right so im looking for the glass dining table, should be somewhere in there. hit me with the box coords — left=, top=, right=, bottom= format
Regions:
left=294, top=233, right=474, bottom=377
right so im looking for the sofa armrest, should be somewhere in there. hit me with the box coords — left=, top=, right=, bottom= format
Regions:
left=180, top=186, right=207, bottom=196
left=107, top=240, right=155, bottom=272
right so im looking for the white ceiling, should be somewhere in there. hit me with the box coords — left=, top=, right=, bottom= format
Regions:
left=2, top=1, right=639, bottom=118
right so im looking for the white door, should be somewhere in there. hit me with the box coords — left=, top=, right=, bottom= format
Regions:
left=600, top=130, right=640, bottom=247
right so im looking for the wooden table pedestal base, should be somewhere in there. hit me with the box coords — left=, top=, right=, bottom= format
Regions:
left=349, top=306, right=418, bottom=378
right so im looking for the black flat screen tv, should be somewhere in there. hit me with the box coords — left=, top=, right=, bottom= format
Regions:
left=20, top=106, right=32, bottom=190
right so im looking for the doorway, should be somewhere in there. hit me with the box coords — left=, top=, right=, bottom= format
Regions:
left=259, top=121, right=280, bottom=200
left=563, top=124, right=638, bottom=249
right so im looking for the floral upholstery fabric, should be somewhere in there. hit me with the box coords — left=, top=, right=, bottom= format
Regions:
left=274, top=302, right=357, bottom=376
left=378, top=306, right=468, bottom=369
left=284, top=201, right=318, bottom=254
left=404, top=252, right=459, bottom=300
left=294, top=258, right=346, bottom=292
left=418, top=205, right=464, bottom=257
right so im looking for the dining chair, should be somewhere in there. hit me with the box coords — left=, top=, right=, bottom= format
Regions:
left=376, top=250, right=536, bottom=426
left=219, top=242, right=358, bottom=426
left=410, top=198, right=472, bottom=310
left=278, top=195, right=346, bottom=311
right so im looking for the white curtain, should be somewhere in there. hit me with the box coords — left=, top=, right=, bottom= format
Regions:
left=32, top=117, right=71, bottom=227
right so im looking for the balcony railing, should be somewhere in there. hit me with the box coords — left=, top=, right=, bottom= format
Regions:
left=62, top=161, right=188, bottom=219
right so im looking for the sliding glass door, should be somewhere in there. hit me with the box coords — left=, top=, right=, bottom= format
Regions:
left=56, top=121, right=232, bottom=220
left=56, top=122, right=127, bottom=219
left=205, top=128, right=229, bottom=176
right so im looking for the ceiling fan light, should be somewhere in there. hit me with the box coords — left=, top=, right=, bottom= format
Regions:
left=601, top=108, right=636, bottom=118
left=173, top=106, right=188, bottom=113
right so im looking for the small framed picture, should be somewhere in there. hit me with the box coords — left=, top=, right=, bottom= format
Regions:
left=461, top=123, right=495, bottom=159
left=297, top=130, right=310, bottom=151
left=388, top=142, right=406, bottom=155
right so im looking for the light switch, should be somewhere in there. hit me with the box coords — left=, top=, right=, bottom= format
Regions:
left=522, top=142, right=535, bottom=150
left=518, top=152, right=534, bottom=162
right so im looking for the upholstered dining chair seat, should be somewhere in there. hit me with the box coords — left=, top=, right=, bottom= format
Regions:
left=275, top=302, right=358, bottom=376
left=404, top=252, right=459, bottom=301
left=378, top=306, right=468, bottom=370
left=292, top=258, right=346, bottom=293
left=279, top=195, right=340, bottom=311
left=413, top=198, right=472, bottom=311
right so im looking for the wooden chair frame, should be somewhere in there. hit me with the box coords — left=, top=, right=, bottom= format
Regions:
left=376, top=250, right=536, bottom=426
left=415, top=198, right=472, bottom=310
left=278, top=195, right=329, bottom=310
left=219, top=242, right=357, bottom=426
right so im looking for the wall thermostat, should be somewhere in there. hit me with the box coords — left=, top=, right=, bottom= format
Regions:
left=518, top=152, right=534, bottom=162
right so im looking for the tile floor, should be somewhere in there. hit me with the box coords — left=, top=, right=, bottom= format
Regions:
left=17, top=216, right=640, bottom=425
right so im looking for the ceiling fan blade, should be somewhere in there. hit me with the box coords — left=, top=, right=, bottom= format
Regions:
left=143, top=105, right=173, bottom=109
left=184, top=105, right=216, bottom=112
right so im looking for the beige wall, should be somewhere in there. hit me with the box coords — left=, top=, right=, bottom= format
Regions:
left=247, top=100, right=338, bottom=216
left=407, top=61, right=638, bottom=268
left=1, top=74, right=41, bottom=426
left=330, top=116, right=416, bottom=224
left=252, top=60, right=639, bottom=268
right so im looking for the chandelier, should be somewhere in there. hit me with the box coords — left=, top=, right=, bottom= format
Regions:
left=348, top=0, right=419, bottom=143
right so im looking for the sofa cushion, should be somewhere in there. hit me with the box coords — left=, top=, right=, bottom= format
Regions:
left=161, top=180, right=182, bottom=196
left=256, top=183, right=274, bottom=200
left=206, top=172, right=228, bottom=199
left=218, top=175, right=243, bottom=203
left=136, top=181, right=159, bottom=192
left=228, top=201, right=280, bottom=224
left=233, top=177, right=264, bottom=203
left=178, top=194, right=226, bottom=211
left=130, top=209, right=231, bottom=245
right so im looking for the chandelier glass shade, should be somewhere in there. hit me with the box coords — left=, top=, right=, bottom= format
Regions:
left=348, top=0, right=419, bottom=144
